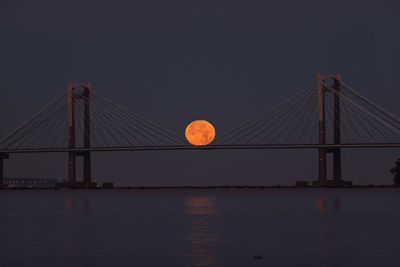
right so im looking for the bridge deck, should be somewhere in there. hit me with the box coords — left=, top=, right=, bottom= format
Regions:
left=1, top=143, right=400, bottom=154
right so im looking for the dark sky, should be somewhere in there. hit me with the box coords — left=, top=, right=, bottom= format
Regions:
left=1, top=0, right=399, bottom=185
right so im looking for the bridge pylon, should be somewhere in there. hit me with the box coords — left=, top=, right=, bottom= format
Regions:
left=315, top=74, right=349, bottom=187
left=66, top=83, right=94, bottom=188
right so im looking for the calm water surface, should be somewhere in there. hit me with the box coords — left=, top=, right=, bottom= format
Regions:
left=1, top=189, right=399, bottom=267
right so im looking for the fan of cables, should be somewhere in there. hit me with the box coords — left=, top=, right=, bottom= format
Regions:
left=215, top=82, right=400, bottom=146
left=0, top=90, right=186, bottom=151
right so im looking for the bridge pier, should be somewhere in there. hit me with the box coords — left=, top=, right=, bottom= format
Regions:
left=66, top=83, right=94, bottom=188
left=83, top=87, right=91, bottom=183
left=0, top=153, right=9, bottom=188
left=317, top=74, right=327, bottom=181
left=332, top=78, right=342, bottom=182
left=67, top=84, right=76, bottom=185
left=315, top=74, right=348, bottom=187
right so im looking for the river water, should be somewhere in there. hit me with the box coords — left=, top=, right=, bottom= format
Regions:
left=0, top=189, right=399, bottom=267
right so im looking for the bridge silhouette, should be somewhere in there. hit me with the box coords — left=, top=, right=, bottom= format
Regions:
left=1, top=74, right=400, bottom=188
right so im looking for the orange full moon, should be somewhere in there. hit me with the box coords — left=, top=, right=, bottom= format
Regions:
left=185, top=120, right=216, bottom=146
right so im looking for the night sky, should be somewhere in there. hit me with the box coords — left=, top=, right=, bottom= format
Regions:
left=1, top=0, right=399, bottom=186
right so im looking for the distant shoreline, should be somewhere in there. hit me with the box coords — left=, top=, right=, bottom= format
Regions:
left=1, top=185, right=399, bottom=190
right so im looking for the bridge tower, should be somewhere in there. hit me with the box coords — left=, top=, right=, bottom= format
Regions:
left=67, top=83, right=93, bottom=188
left=317, top=74, right=343, bottom=186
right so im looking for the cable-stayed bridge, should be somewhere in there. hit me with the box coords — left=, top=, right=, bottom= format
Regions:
left=1, top=74, right=400, bottom=187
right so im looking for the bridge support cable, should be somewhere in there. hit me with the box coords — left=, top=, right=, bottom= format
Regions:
left=215, top=74, right=400, bottom=184
left=0, top=92, right=67, bottom=150
left=73, top=91, right=186, bottom=147
left=92, top=92, right=186, bottom=146
left=342, top=82, right=400, bottom=127
left=327, top=85, right=400, bottom=143
left=0, top=85, right=186, bottom=153
left=1, top=77, right=400, bottom=187
left=88, top=94, right=176, bottom=146
left=215, top=78, right=400, bottom=147
left=215, top=84, right=318, bottom=145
